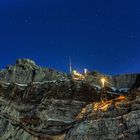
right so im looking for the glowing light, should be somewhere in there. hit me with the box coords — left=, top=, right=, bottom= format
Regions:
left=72, top=70, right=85, bottom=80
left=84, top=68, right=88, bottom=76
left=73, top=70, right=77, bottom=74
left=76, top=95, right=127, bottom=120
left=93, top=95, right=126, bottom=112
left=93, top=100, right=112, bottom=111
left=101, top=78, right=106, bottom=88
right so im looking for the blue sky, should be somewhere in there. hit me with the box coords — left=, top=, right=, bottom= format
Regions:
left=0, top=0, right=139, bottom=75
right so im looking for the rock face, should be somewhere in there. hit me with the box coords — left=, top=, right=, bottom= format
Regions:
left=85, top=71, right=139, bottom=90
left=131, top=74, right=140, bottom=90
left=0, top=59, right=139, bottom=140
left=65, top=96, right=140, bottom=140
left=112, top=74, right=138, bottom=89
left=0, top=59, right=68, bottom=84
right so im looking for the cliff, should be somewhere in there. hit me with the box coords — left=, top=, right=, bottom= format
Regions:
left=0, top=59, right=140, bottom=140
left=0, top=59, right=68, bottom=84
left=85, top=71, right=139, bottom=90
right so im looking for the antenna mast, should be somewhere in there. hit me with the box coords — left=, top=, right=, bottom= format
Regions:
left=69, top=56, right=72, bottom=74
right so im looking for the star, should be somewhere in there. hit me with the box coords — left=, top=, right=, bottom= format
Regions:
left=80, top=18, right=84, bottom=23
left=95, top=9, right=102, bottom=17
left=90, top=54, right=94, bottom=57
left=45, top=21, right=49, bottom=25
left=24, top=17, right=31, bottom=24
left=97, top=9, right=101, bottom=13
left=130, top=34, right=135, bottom=39
left=95, top=14, right=99, bottom=17
left=25, top=19, right=29, bottom=23
left=131, top=58, right=136, bottom=62
left=89, top=26, right=94, bottom=31
left=116, top=27, right=121, bottom=31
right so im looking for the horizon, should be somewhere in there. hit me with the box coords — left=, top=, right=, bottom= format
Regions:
left=0, top=58, right=139, bottom=76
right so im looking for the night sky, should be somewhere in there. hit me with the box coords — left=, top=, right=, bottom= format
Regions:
left=0, top=0, right=139, bottom=75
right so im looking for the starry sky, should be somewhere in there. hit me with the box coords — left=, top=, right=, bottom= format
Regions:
left=0, top=0, right=139, bottom=75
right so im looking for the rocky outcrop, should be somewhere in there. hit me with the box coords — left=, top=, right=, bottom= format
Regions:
left=65, top=96, right=140, bottom=140
left=0, top=59, right=68, bottom=84
left=131, top=74, right=140, bottom=90
left=112, top=74, right=138, bottom=89
left=85, top=71, right=139, bottom=90
left=0, top=78, right=100, bottom=139
left=0, top=59, right=139, bottom=140
left=0, top=80, right=101, bottom=103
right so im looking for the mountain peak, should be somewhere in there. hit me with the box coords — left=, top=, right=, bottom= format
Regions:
left=16, top=58, right=38, bottom=69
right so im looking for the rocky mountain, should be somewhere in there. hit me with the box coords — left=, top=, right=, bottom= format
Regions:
left=0, top=59, right=68, bottom=84
left=0, top=59, right=140, bottom=140
left=85, top=71, right=139, bottom=92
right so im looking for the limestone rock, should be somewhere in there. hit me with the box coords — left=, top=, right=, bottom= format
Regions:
left=85, top=71, right=139, bottom=90
left=65, top=96, right=140, bottom=140
left=0, top=59, right=68, bottom=84
left=112, top=74, right=138, bottom=89
left=0, top=59, right=139, bottom=140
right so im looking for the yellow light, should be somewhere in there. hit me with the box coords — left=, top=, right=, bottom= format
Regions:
left=72, top=70, right=85, bottom=80
left=101, top=78, right=106, bottom=88
left=73, top=70, right=77, bottom=75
